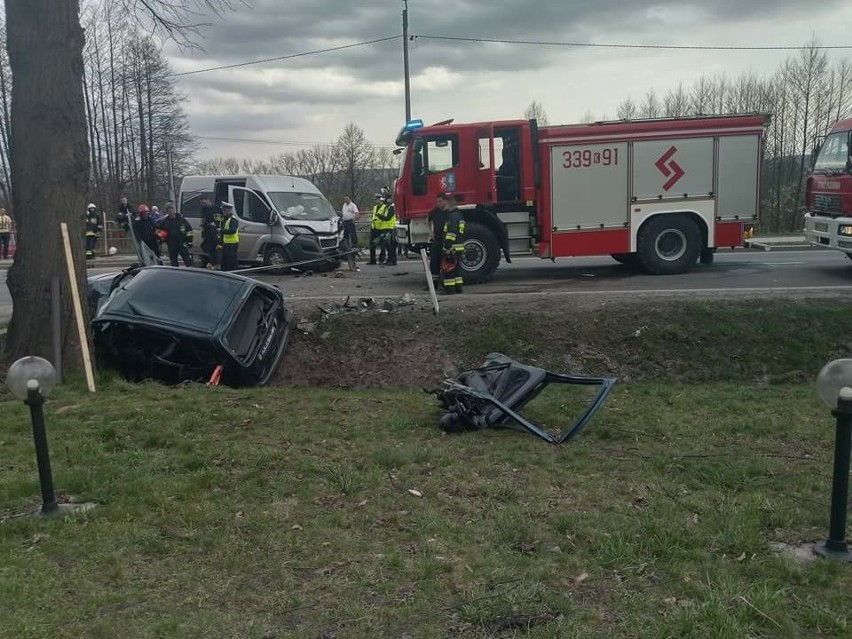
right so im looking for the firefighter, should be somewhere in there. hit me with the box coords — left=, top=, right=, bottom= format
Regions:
left=199, top=197, right=222, bottom=269
left=437, top=192, right=465, bottom=294
left=427, top=194, right=448, bottom=287
left=132, top=204, right=160, bottom=257
left=84, top=203, right=101, bottom=260
left=219, top=201, right=239, bottom=272
left=158, top=203, right=194, bottom=267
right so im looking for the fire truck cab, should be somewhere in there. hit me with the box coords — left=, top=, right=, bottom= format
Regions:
left=394, top=114, right=768, bottom=283
left=803, top=118, right=852, bottom=255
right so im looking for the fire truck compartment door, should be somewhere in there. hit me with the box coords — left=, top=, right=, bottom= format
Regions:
left=717, top=135, right=760, bottom=220
left=550, top=143, right=628, bottom=230
left=633, top=138, right=714, bottom=201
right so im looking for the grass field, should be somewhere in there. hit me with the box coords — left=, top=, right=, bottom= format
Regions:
left=1, top=376, right=849, bottom=638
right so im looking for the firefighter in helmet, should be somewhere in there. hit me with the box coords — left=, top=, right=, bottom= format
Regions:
left=437, top=192, right=465, bottom=294
left=84, top=203, right=102, bottom=260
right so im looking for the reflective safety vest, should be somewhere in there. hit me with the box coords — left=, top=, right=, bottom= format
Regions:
left=221, top=216, right=239, bottom=245
left=372, top=203, right=397, bottom=231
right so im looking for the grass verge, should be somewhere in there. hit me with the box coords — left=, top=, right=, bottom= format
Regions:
left=1, top=377, right=849, bottom=638
left=279, top=298, right=852, bottom=389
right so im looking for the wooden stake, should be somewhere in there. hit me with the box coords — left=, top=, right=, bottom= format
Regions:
left=60, top=222, right=96, bottom=392
left=420, top=249, right=439, bottom=315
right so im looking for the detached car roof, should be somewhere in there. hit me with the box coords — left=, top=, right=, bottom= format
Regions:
left=93, top=267, right=257, bottom=334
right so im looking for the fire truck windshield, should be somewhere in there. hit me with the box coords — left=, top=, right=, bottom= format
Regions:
left=397, top=145, right=408, bottom=179
left=814, top=131, right=852, bottom=173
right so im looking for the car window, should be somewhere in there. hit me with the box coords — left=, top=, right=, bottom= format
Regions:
left=180, top=190, right=213, bottom=218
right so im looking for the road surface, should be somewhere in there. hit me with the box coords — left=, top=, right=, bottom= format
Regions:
left=2, top=249, right=852, bottom=322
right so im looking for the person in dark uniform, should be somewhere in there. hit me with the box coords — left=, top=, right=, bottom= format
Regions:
left=199, top=197, right=222, bottom=269
left=437, top=192, right=465, bottom=294
left=115, top=195, right=133, bottom=231
left=84, top=203, right=102, bottom=260
left=157, top=203, right=194, bottom=267
left=427, top=194, right=448, bottom=287
left=219, top=201, right=239, bottom=272
left=132, top=204, right=160, bottom=257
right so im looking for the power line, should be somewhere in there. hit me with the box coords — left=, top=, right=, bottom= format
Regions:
left=196, top=135, right=397, bottom=150
left=413, top=34, right=852, bottom=51
left=175, top=36, right=401, bottom=76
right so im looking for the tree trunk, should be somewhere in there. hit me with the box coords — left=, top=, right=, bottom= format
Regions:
left=5, top=0, right=90, bottom=365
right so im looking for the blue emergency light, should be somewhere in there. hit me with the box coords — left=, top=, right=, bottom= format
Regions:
left=404, top=119, right=424, bottom=130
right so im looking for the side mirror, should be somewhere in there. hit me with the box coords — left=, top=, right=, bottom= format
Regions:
left=269, top=211, right=279, bottom=226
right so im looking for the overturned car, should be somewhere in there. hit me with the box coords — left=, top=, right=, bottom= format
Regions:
left=89, top=267, right=294, bottom=387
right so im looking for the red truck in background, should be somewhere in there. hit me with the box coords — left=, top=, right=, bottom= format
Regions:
left=393, top=114, right=769, bottom=283
left=803, top=118, right=852, bottom=254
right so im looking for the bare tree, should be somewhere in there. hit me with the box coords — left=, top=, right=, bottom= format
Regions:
left=523, top=100, right=549, bottom=126
left=639, top=89, right=661, bottom=118
left=616, top=97, right=637, bottom=121
left=334, top=123, right=376, bottom=206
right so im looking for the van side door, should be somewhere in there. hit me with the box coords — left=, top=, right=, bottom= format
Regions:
left=228, top=186, right=274, bottom=264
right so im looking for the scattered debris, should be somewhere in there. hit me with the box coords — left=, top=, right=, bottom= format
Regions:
left=297, top=320, right=318, bottom=335
left=314, top=294, right=418, bottom=320
left=407, top=489, right=423, bottom=498
left=430, top=353, right=616, bottom=444
left=573, top=571, right=590, bottom=585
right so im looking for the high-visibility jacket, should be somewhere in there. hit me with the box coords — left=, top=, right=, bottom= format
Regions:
left=221, top=215, right=239, bottom=245
left=0, top=214, right=12, bottom=233
left=372, top=203, right=397, bottom=231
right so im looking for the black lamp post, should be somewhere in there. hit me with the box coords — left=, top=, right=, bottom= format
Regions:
left=814, top=359, right=852, bottom=562
left=7, top=356, right=59, bottom=515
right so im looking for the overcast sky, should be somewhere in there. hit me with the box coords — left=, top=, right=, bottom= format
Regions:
left=164, top=0, right=852, bottom=160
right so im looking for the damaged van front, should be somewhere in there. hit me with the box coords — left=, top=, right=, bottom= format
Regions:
left=92, top=267, right=294, bottom=387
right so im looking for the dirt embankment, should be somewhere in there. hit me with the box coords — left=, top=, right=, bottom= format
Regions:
left=276, top=298, right=852, bottom=389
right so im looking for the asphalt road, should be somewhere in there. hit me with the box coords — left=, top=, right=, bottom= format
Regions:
left=261, top=248, right=852, bottom=309
left=3, top=248, right=852, bottom=323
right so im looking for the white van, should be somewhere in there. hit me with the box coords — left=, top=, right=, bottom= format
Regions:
left=179, top=175, right=342, bottom=269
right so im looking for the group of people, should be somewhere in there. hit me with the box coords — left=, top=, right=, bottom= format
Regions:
left=84, top=196, right=241, bottom=271
left=339, top=188, right=464, bottom=293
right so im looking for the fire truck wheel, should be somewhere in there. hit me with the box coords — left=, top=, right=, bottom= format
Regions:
left=460, top=222, right=500, bottom=284
left=637, top=215, right=701, bottom=275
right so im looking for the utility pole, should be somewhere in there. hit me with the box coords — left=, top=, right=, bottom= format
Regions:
left=166, top=142, right=176, bottom=205
left=402, top=0, right=411, bottom=122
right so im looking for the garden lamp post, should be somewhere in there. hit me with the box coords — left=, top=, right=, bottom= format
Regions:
left=814, top=358, right=852, bottom=562
left=7, top=356, right=59, bottom=515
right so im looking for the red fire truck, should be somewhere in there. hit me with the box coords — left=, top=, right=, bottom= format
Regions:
left=803, top=118, right=852, bottom=254
left=393, top=114, right=769, bottom=283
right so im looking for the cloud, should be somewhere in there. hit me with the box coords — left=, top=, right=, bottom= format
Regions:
left=157, top=0, right=852, bottom=158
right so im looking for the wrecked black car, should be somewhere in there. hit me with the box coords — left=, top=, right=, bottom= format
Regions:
left=90, top=267, right=294, bottom=387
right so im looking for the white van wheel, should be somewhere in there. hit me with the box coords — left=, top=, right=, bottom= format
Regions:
left=264, top=246, right=288, bottom=271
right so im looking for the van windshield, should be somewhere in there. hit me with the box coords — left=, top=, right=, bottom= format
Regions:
left=268, top=192, right=336, bottom=221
